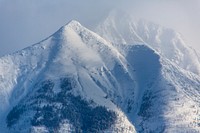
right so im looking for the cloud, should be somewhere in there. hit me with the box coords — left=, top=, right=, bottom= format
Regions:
left=0, top=0, right=199, bottom=56
left=125, top=0, right=200, bottom=49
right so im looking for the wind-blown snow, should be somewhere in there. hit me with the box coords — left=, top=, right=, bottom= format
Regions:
left=0, top=16, right=199, bottom=132
left=95, top=11, right=200, bottom=75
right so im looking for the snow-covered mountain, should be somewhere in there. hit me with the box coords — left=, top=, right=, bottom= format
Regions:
left=0, top=20, right=136, bottom=133
left=0, top=12, right=200, bottom=133
left=95, top=11, right=200, bottom=75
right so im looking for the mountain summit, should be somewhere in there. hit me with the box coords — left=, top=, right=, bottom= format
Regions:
left=0, top=17, right=200, bottom=133
left=95, top=11, right=200, bottom=75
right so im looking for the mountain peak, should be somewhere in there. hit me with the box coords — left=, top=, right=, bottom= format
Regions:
left=0, top=14, right=200, bottom=133
left=95, top=11, right=200, bottom=75
left=63, top=20, right=82, bottom=29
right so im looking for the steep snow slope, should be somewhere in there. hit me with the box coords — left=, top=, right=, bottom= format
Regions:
left=95, top=11, right=200, bottom=75
left=0, top=21, right=136, bottom=133
left=95, top=11, right=200, bottom=131
left=0, top=19, right=199, bottom=133
left=115, top=44, right=200, bottom=132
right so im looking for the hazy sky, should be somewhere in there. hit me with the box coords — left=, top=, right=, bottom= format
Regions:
left=0, top=0, right=200, bottom=56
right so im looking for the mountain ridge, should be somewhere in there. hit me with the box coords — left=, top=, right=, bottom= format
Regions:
left=95, top=11, right=200, bottom=76
left=0, top=17, right=200, bottom=132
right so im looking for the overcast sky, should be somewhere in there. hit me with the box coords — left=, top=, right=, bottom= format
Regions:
left=0, top=0, right=200, bottom=56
